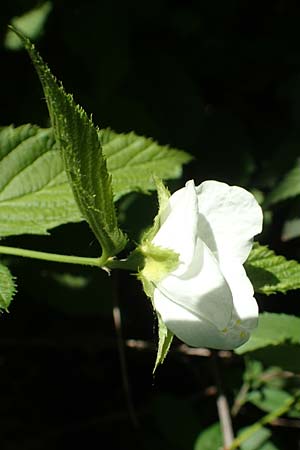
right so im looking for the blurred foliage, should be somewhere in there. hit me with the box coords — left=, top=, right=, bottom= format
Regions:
left=2, top=0, right=300, bottom=449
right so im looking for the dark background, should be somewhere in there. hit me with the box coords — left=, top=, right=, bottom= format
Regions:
left=1, top=1, right=300, bottom=449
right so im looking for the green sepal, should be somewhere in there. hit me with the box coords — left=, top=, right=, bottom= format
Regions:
left=141, top=177, right=171, bottom=242
left=153, top=314, right=174, bottom=373
left=139, top=179, right=179, bottom=284
left=138, top=179, right=177, bottom=370
left=139, top=241, right=179, bottom=285
left=11, top=26, right=127, bottom=260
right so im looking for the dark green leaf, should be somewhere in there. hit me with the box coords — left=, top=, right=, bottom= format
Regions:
left=0, top=263, right=16, bottom=311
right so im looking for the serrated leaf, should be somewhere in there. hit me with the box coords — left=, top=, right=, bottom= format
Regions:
left=245, top=243, right=300, bottom=294
left=235, top=313, right=300, bottom=354
left=265, top=161, right=300, bottom=206
left=0, top=263, right=16, bottom=311
left=13, top=27, right=127, bottom=258
left=0, top=124, right=82, bottom=237
left=100, top=128, right=192, bottom=200
left=0, top=124, right=191, bottom=238
left=5, top=2, right=52, bottom=50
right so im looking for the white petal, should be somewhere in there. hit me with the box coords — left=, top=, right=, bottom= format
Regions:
left=220, top=259, right=258, bottom=331
left=153, top=180, right=199, bottom=276
left=154, top=288, right=250, bottom=349
left=196, top=180, right=263, bottom=264
left=155, top=238, right=233, bottom=330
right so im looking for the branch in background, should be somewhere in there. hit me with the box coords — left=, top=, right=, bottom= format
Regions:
left=211, top=351, right=235, bottom=449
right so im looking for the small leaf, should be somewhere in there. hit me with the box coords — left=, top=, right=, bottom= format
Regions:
left=239, top=427, right=271, bottom=450
left=265, top=161, right=300, bottom=206
left=0, top=124, right=82, bottom=237
left=100, top=128, right=192, bottom=200
left=12, top=27, right=127, bottom=258
left=194, top=422, right=222, bottom=450
left=282, top=217, right=300, bottom=241
left=245, top=243, right=300, bottom=294
left=247, top=387, right=293, bottom=414
left=0, top=263, right=16, bottom=311
left=5, top=2, right=52, bottom=50
left=235, top=313, right=300, bottom=354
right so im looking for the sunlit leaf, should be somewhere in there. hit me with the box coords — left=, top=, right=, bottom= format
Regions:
left=245, top=243, right=300, bottom=294
left=0, top=124, right=81, bottom=237
left=236, top=313, right=300, bottom=354
left=13, top=27, right=127, bottom=258
left=100, top=128, right=192, bottom=200
left=0, top=124, right=191, bottom=238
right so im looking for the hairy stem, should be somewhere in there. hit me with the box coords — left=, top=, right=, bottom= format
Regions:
left=0, top=245, right=104, bottom=267
left=0, top=245, right=142, bottom=271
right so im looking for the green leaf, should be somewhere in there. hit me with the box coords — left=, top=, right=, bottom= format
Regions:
left=250, top=344, right=300, bottom=373
left=0, top=124, right=82, bottom=237
left=100, top=128, right=192, bottom=200
left=259, top=443, right=279, bottom=450
left=13, top=27, right=127, bottom=258
left=247, top=387, right=293, bottom=414
left=0, top=124, right=191, bottom=238
left=239, top=427, right=271, bottom=450
left=5, top=2, right=52, bottom=50
left=236, top=313, right=300, bottom=354
left=0, top=263, right=16, bottom=311
left=245, top=243, right=300, bottom=294
left=194, top=422, right=222, bottom=450
left=265, top=161, right=300, bottom=206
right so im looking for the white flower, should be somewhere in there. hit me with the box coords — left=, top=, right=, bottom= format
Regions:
left=149, top=180, right=263, bottom=350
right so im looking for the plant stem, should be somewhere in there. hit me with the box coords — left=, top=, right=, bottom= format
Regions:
left=0, top=245, right=142, bottom=271
left=0, top=245, right=104, bottom=268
